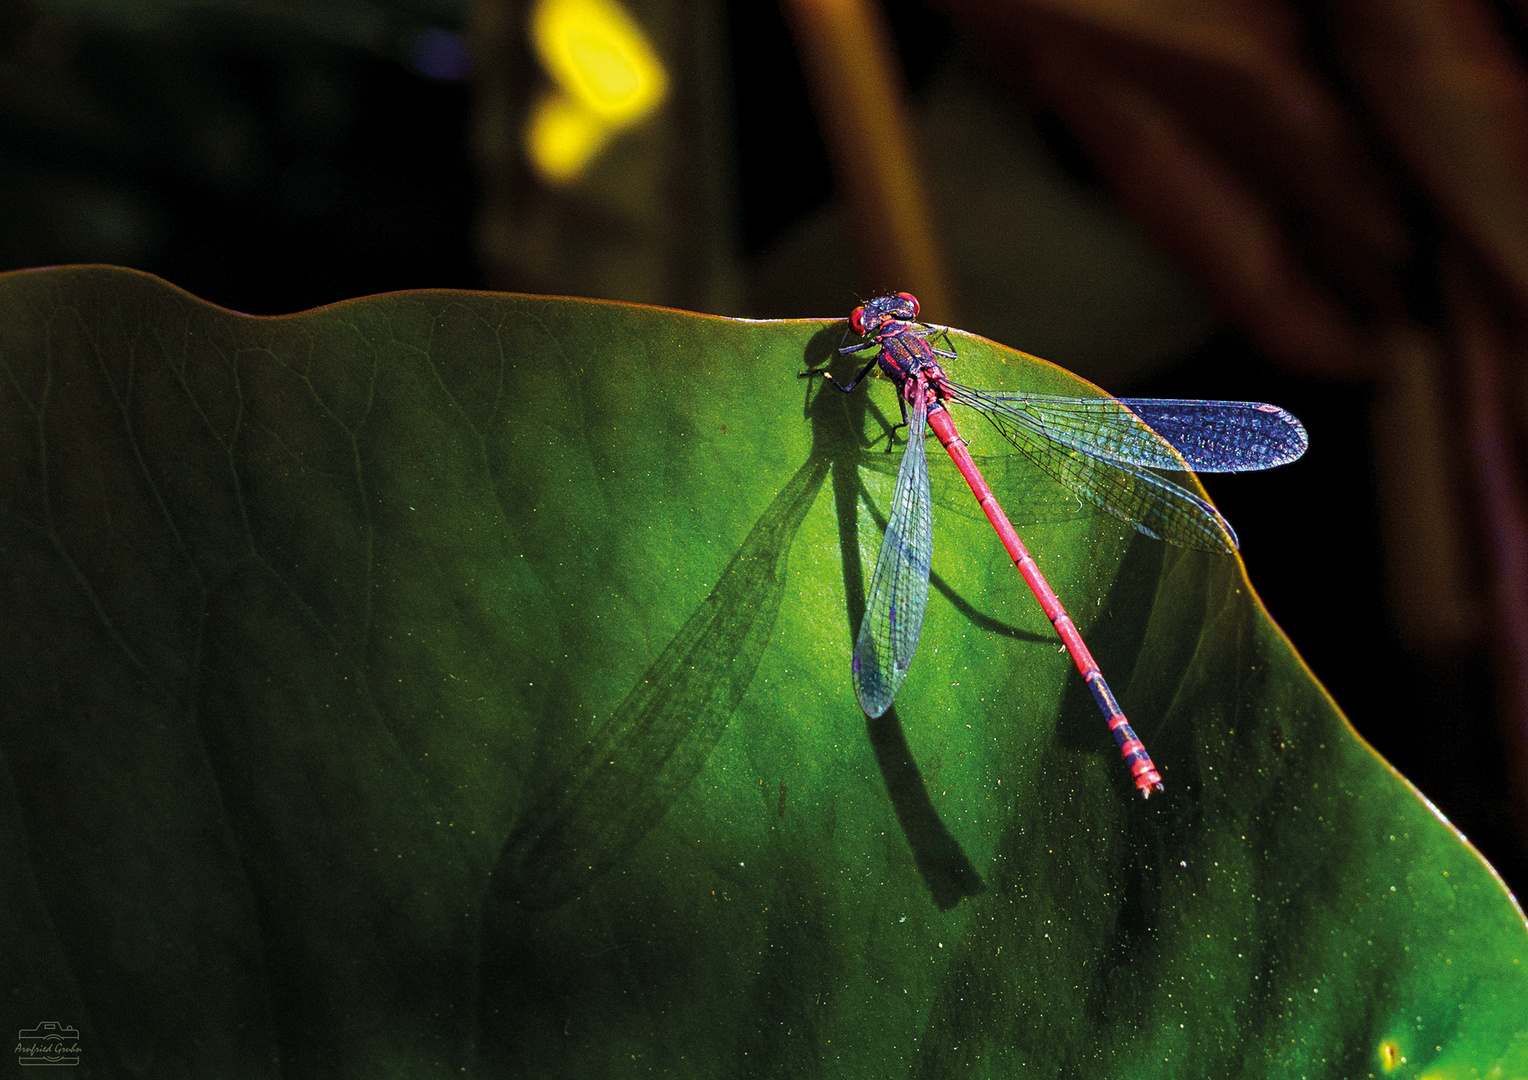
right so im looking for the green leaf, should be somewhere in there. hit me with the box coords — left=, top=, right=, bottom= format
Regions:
left=0, top=266, right=1523, bottom=1078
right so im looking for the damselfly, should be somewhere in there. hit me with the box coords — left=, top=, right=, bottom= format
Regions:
left=802, top=293, right=1307, bottom=796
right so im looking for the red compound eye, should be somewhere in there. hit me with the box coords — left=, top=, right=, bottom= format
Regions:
left=849, top=306, right=867, bottom=335
left=895, top=291, right=919, bottom=317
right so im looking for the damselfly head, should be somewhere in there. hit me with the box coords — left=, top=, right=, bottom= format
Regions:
left=852, top=293, right=921, bottom=336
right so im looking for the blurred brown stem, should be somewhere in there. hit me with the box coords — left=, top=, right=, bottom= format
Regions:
left=1371, top=325, right=1478, bottom=653
left=1451, top=260, right=1528, bottom=839
left=779, top=0, right=959, bottom=319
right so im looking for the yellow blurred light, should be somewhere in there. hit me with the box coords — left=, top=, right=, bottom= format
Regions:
left=531, top=0, right=667, bottom=124
left=526, top=90, right=611, bottom=183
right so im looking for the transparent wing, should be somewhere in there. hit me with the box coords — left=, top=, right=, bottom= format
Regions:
left=943, top=385, right=1253, bottom=553
left=1018, top=436, right=1240, bottom=552
left=1114, top=398, right=1308, bottom=471
left=946, top=386, right=1307, bottom=472
left=858, top=451, right=1094, bottom=530
left=852, top=386, right=933, bottom=717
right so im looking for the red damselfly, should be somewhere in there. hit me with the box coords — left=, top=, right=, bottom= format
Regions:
left=802, top=293, right=1307, bottom=797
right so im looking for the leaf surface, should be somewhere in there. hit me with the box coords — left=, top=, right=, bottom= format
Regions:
left=0, top=267, right=1522, bottom=1078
